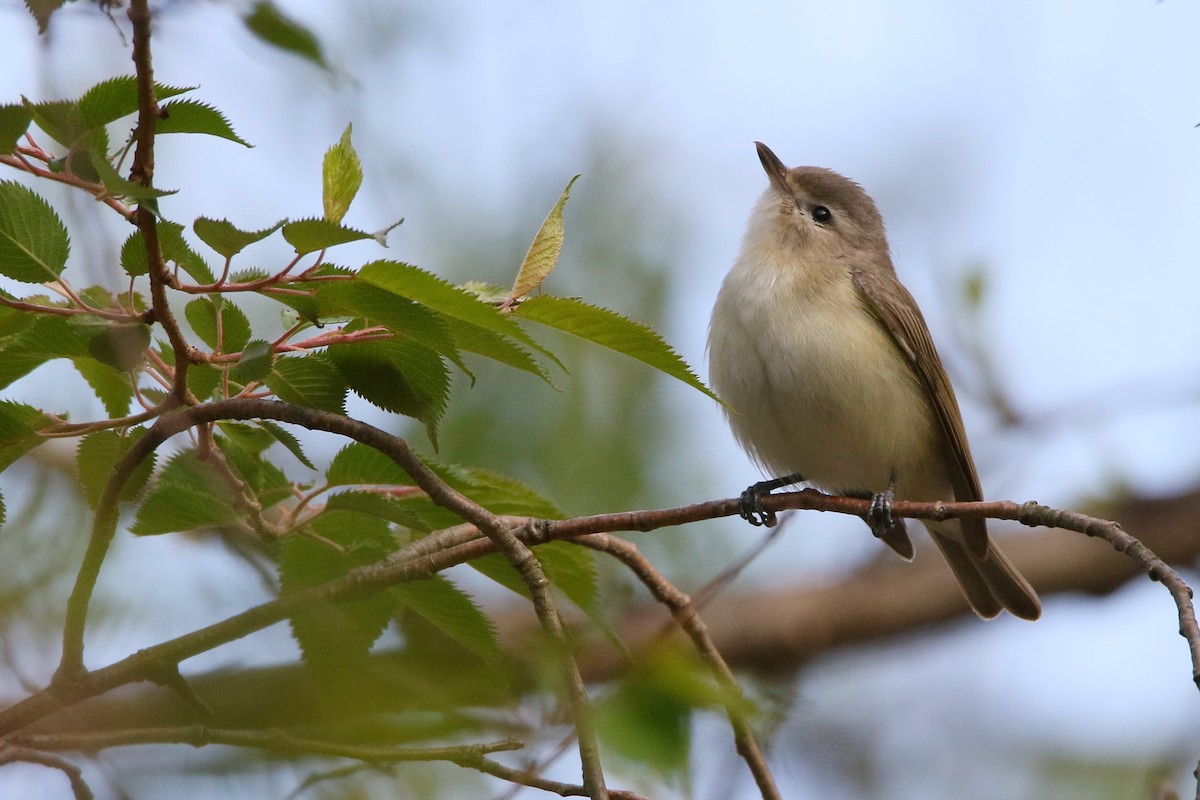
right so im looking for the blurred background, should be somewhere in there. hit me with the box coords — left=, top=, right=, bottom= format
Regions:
left=1, top=0, right=1199, bottom=798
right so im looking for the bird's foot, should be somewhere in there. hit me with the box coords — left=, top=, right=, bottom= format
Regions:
left=738, top=474, right=804, bottom=528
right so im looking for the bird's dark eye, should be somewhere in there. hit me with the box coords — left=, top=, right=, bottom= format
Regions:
left=811, top=205, right=832, bottom=224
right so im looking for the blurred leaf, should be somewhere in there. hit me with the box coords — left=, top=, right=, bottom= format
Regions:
left=230, top=339, right=274, bottom=383
left=193, top=217, right=283, bottom=259
left=0, top=181, right=70, bottom=284
left=243, top=1, right=329, bottom=70
left=131, top=449, right=241, bottom=535
left=0, top=316, right=90, bottom=390
left=72, top=357, right=133, bottom=417
left=471, top=541, right=598, bottom=617
left=156, top=99, right=252, bottom=148
left=0, top=104, right=32, bottom=153
left=279, top=509, right=396, bottom=681
left=392, top=576, right=502, bottom=666
left=0, top=401, right=51, bottom=472
left=323, top=124, right=361, bottom=224
left=325, top=490, right=442, bottom=533
left=158, top=220, right=215, bottom=283
left=515, top=295, right=716, bottom=400
left=507, top=174, right=580, bottom=305
left=23, top=0, right=67, bottom=33
left=76, top=429, right=155, bottom=509
left=282, top=218, right=374, bottom=255
left=85, top=321, right=151, bottom=373
left=264, top=354, right=347, bottom=414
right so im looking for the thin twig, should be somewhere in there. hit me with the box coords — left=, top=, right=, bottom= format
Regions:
left=0, top=746, right=93, bottom=800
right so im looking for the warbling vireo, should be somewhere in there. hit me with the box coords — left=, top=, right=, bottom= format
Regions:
left=707, top=142, right=1040, bottom=620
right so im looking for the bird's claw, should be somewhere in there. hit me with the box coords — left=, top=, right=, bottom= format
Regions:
left=739, top=484, right=777, bottom=527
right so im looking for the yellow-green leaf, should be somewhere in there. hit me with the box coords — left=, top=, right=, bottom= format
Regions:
left=323, top=124, right=362, bottom=224
left=505, top=174, right=580, bottom=307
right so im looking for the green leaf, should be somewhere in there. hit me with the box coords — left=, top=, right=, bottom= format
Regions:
left=185, top=362, right=223, bottom=402
left=78, top=77, right=194, bottom=128
left=515, top=295, right=717, bottom=400
left=257, top=419, right=316, bottom=470
left=0, top=181, right=70, bottom=284
left=507, top=174, right=580, bottom=305
left=328, top=336, right=450, bottom=443
left=440, top=316, right=550, bottom=382
left=87, top=148, right=177, bottom=202
left=243, top=1, right=329, bottom=70
left=0, top=104, right=32, bottom=153
left=282, top=218, right=374, bottom=255
left=0, top=401, right=51, bottom=472
left=217, top=428, right=293, bottom=508
left=23, top=97, right=87, bottom=151
left=72, top=357, right=133, bottom=418
left=357, top=260, right=548, bottom=355
left=279, top=509, right=396, bottom=681
left=193, top=217, right=284, bottom=259
left=185, top=297, right=252, bottom=352
left=157, top=221, right=215, bottom=283
left=325, top=490, right=441, bottom=533
left=0, top=316, right=90, bottom=390
left=156, top=99, right=252, bottom=148
left=595, top=653, right=697, bottom=775
left=119, top=231, right=149, bottom=278
left=471, top=541, right=598, bottom=616
left=77, top=429, right=155, bottom=509
left=230, top=339, right=273, bottom=383
left=326, top=442, right=412, bottom=488
left=264, top=354, right=347, bottom=413
left=131, top=449, right=241, bottom=535
left=433, top=463, right=565, bottom=519
left=392, top=576, right=501, bottom=665
left=323, top=124, right=361, bottom=224
left=85, top=321, right=151, bottom=373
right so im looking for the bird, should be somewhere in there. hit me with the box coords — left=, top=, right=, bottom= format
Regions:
left=707, top=141, right=1040, bottom=620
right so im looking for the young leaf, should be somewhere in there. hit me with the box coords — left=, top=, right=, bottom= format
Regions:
left=264, top=354, right=347, bottom=414
left=76, top=429, right=155, bottom=509
left=323, top=124, right=362, bottom=224
left=0, top=181, right=70, bottom=284
left=506, top=174, right=580, bottom=306
left=282, top=218, right=374, bottom=255
left=243, top=1, right=329, bottom=70
left=391, top=576, right=502, bottom=666
left=156, top=99, right=252, bottom=148
left=230, top=339, right=274, bottom=383
left=514, top=295, right=718, bottom=401
left=193, top=217, right=284, bottom=259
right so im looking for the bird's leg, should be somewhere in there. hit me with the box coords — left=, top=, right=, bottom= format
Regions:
left=865, top=475, right=914, bottom=560
left=739, top=473, right=804, bottom=527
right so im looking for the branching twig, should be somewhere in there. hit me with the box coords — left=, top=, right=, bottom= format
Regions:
left=0, top=745, right=93, bottom=800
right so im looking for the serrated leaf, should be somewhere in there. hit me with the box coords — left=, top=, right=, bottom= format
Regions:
left=244, top=1, right=329, bottom=70
left=185, top=297, right=252, bottom=352
left=78, top=77, right=194, bottom=128
left=515, top=295, right=717, bottom=401
left=131, top=449, right=242, bottom=535
left=0, top=401, right=51, bottom=473
left=282, top=218, right=374, bottom=255
left=440, top=316, right=550, bottom=382
left=328, top=336, right=449, bottom=443
left=88, top=149, right=177, bottom=202
left=77, top=429, right=155, bottom=509
left=0, top=181, right=70, bottom=284
left=357, top=260, right=549, bottom=356
left=86, top=321, right=150, bottom=372
left=156, top=99, right=252, bottom=148
left=23, top=97, right=87, bottom=151
left=0, top=104, right=32, bottom=153
left=24, top=0, right=67, bottom=33
left=433, top=463, right=565, bottom=519
left=258, top=419, right=316, bottom=470
left=323, top=124, right=361, bottom=224
left=326, top=490, right=440, bottom=532
left=507, top=174, right=580, bottom=305
left=326, top=442, right=412, bottom=488
left=193, top=217, right=284, bottom=259
left=264, top=354, right=347, bottom=413
left=151, top=221, right=214, bottom=283
left=217, top=429, right=292, bottom=508
left=231, top=339, right=273, bottom=382
left=392, top=576, right=501, bottom=665
left=185, top=362, right=223, bottom=402
left=119, top=231, right=149, bottom=278
left=72, top=357, right=133, bottom=417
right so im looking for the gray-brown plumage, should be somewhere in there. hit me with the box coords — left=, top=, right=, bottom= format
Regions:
left=708, top=142, right=1040, bottom=620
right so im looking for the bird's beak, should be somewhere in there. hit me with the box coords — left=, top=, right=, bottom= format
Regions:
left=755, top=141, right=791, bottom=196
